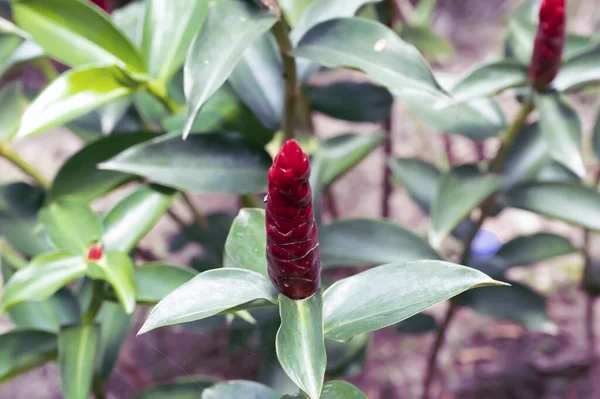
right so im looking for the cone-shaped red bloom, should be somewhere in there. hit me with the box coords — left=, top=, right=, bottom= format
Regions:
left=529, top=0, right=565, bottom=91
left=265, top=140, right=321, bottom=300
left=89, top=0, right=111, bottom=13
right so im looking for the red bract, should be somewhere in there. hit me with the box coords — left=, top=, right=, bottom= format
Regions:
left=87, top=243, right=104, bottom=262
left=265, top=140, right=321, bottom=300
left=529, top=0, right=565, bottom=91
left=89, top=0, right=111, bottom=13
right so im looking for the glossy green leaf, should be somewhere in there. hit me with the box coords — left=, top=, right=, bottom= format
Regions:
left=95, top=301, right=133, bottom=379
left=100, top=132, right=272, bottom=194
left=224, top=208, right=268, bottom=276
left=276, top=293, right=326, bottom=399
left=459, top=281, right=554, bottom=333
left=0, top=330, right=57, bottom=382
left=142, top=0, right=207, bottom=81
left=534, top=91, right=584, bottom=177
left=320, top=381, right=367, bottom=399
left=279, top=0, right=314, bottom=26
left=414, top=0, right=437, bottom=24
left=495, top=233, right=577, bottom=268
left=88, top=251, right=136, bottom=314
left=503, top=182, right=600, bottom=231
left=536, top=160, right=581, bottom=183
left=13, top=0, right=145, bottom=72
left=593, top=108, right=600, bottom=161
left=1, top=252, right=86, bottom=312
left=325, top=333, right=369, bottom=376
left=399, top=24, right=454, bottom=62
left=320, top=218, right=440, bottom=268
left=8, top=289, right=80, bottom=333
left=501, top=123, right=549, bottom=188
left=111, top=0, right=146, bottom=47
left=0, top=215, right=54, bottom=257
left=306, top=82, right=393, bottom=122
left=102, top=184, right=175, bottom=252
left=312, top=133, right=384, bottom=188
left=0, top=17, right=26, bottom=78
left=49, top=133, right=155, bottom=202
left=450, top=60, right=528, bottom=102
left=39, top=197, right=102, bottom=256
left=138, top=268, right=278, bottom=334
left=229, top=33, right=283, bottom=129
left=429, top=170, right=501, bottom=249
left=16, top=65, right=141, bottom=138
left=0, top=182, right=45, bottom=217
left=395, top=313, right=437, bottom=334
left=293, top=17, right=449, bottom=107
left=0, top=81, right=28, bottom=142
left=183, top=0, right=277, bottom=138
left=553, top=43, right=600, bottom=92
left=137, top=378, right=215, bottom=399
left=134, top=262, right=198, bottom=305
left=389, top=157, right=440, bottom=213
left=323, top=260, right=504, bottom=342
left=58, top=324, right=99, bottom=399
left=201, top=380, right=279, bottom=399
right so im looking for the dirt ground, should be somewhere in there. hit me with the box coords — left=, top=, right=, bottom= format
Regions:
left=1, top=1, right=600, bottom=398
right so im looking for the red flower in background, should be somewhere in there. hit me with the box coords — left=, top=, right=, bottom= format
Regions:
left=89, top=0, right=112, bottom=13
left=265, top=140, right=321, bottom=300
left=529, top=0, right=565, bottom=91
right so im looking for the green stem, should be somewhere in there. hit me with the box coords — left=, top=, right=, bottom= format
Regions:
left=240, top=194, right=262, bottom=209
left=35, top=57, right=59, bottom=83
left=147, top=82, right=181, bottom=115
left=92, top=375, right=106, bottom=399
left=0, top=240, right=28, bottom=270
left=420, top=98, right=534, bottom=399
left=181, top=192, right=209, bottom=229
left=0, top=142, right=50, bottom=189
left=271, top=20, right=297, bottom=142
left=82, top=280, right=104, bottom=326
left=298, top=86, right=314, bottom=132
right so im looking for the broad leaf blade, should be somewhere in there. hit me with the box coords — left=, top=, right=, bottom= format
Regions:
left=224, top=208, right=268, bottom=277
left=0, top=330, right=57, bottom=382
left=95, top=301, right=133, bottom=379
left=276, top=294, right=326, bottom=399
left=100, top=132, right=272, bottom=194
left=13, top=0, right=145, bottom=72
left=0, top=81, right=28, bottom=142
left=495, top=233, right=577, bottom=268
left=201, top=381, right=279, bottom=399
left=8, top=288, right=80, bottom=333
left=388, top=157, right=440, bottom=213
left=320, top=381, right=367, bottom=399
left=138, top=268, right=278, bottom=334
left=323, top=260, right=504, bottom=342
left=88, top=251, right=136, bottom=314
left=58, top=324, right=99, bottom=399
left=183, top=0, right=277, bottom=138
left=137, top=379, right=215, bottom=399
left=320, top=218, right=440, bottom=268
left=134, top=262, right=198, bottom=305
left=553, top=43, right=600, bottom=92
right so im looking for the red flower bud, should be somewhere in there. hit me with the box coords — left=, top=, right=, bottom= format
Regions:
left=87, top=243, right=104, bottom=262
left=265, top=140, right=321, bottom=300
left=89, top=0, right=112, bottom=13
left=529, top=0, right=565, bottom=91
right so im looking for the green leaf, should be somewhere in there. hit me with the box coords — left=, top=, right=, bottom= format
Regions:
left=95, top=301, right=133, bottom=379
left=58, top=324, right=99, bottom=399
left=183, top=0, right=277, bottom=138
left=142, top=0, right=207, bottom=82
left=459, top=281, right=555, bottom=333
left=102, top=184, right=175, bottom=252
left=229, top=33, right=283, bottom=130
left=395, top=313, right=437, bottom=334
left=1, top=252, right=87, bottom=312
left=111, top=0, right=146, bottom=47
left=553, top=43, right=600, bottom=92
left=138, top=268, right=278, bottom=334
left=0, top=214, right=54, bottom=257
left=100, top=132, right=272, bottom=194
left=0, top=18, right=26, bottom=78
left=224, top=208, right=268, bottom=277
left=534, top=91, right=584, bottom=178
left=49, top=133, right=155, bottom=202
left=8, top=288, right=80, bottom=333
left=413, top=0, right=437, bottom=24
left=293, top=17, right=449, bottom=106
left=276, top=294, right=326, bottom=399
left=137, top=378, right=215, bottom=399
left=88, top=251, right=136, bottom=314
left=449, top=60, right=529, bottom=102
left=501, top=123, right=550, bottom=189
left=399, top=24, right=454, bottom=62
left=320, top=218, right=440, bottom=268
left=201, top=380, right=279, bottom=399
left=323, top=260, right=504, bottom=342
left=325, top=333, right=369, bottom=376
left=16, top=65, right=142, bottom=138
left=134, top=262, right=198, bottom=305
left=503, top=182, right=600, bottom=231
left=0, top=182, right=45, bottom=217
left=429, top=169, right=500, bottom=249
left=312, top=133, right=384, bottom=188
left=495, top=233, right=577, bottom=268
left=279, top=0, right=314, bottom=26
left=39, top=197, right=103, bottom=256
left=593, top=108, right=600, bottom=161
left=305, top=82, right=393, bottom=122
left=0, top=330, right=57, bottom=383
left=0, top=81, right=28, bottom=142
left=389, top=157, right=440, bottom=213
left=320, top=381, right=367, bottom=399
left=13, top=0, right=146, bottom=72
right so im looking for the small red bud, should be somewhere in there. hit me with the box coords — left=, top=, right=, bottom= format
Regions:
left=89, top=0, right=112, bottom=13
left=529, top=0, right=565, bottom=91
left=87, top=243, right=104, bottom=262
left=265, top=140, right=321, bottom=300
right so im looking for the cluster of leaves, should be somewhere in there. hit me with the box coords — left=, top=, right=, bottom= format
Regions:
left=0, top=0, right=599, bottom=398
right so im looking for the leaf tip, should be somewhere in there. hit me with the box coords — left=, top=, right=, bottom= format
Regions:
left=474, top=279, right=511, bottom=289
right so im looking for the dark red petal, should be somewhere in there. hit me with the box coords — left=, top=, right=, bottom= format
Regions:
left=529, top=0, right=565, bottom=90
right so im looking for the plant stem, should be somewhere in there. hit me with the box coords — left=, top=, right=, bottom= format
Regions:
left=181, top=192, right=209, bottom=229
left=92, top=375, right=106, bottom=399
left=167, top=208, right=187, bottom=229
left=0, top=240, right=28, bottom=270
left=82, top=280, right=104, bottom=326
left=35, top=58, right=59, bottom=83
left=0, top=142, right=50, bottom=189
left=421, top=98, right=534, bottom=399
left=147, top=82, right=181, bottom=115
left=271, top=20, right=297, bottom=141
left=298, top=86, right=314, bottom=132
left=240, top=194, right=262, bottom=208
left=382, top=118, right=393, bottom=218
